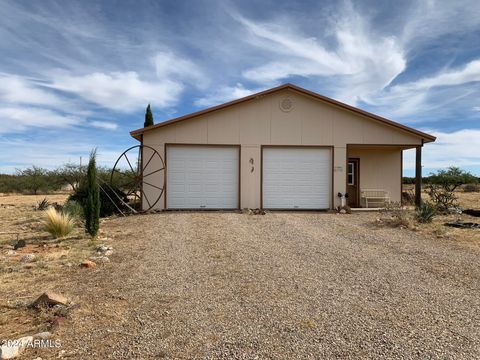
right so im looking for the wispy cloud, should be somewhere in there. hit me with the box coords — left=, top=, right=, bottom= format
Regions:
left=153, top=51, right=207, bottom=88
left=0, top=107, right=82, bottom=133
left=194, top=83, right=263, bottom=107
left=404, top=129, right=480, bottom=171
left=45, top=71, right=183, bottom=112
left=233, top=3, right=406, bottom=105
left=0, top=73, right=65, bottom=108
left=90, top=120, right=118, bottom=130
left=363, top=59, right=480, bottom=119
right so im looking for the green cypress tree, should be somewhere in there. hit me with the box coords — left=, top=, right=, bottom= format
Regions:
left=144, top=104, right=154, bottom=127
left=85, top=149, right=100, bottom=237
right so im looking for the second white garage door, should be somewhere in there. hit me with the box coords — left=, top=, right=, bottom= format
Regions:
left=166, top=145, right=239, bottom=209
left=263, top=147, right=332, bottom=209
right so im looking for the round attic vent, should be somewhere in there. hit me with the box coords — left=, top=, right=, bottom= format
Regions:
left=279, top=97, right=294, bottom=112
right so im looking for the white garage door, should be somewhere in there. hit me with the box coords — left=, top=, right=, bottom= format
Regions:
left=166, top=146, right=239, bottom=209
left=263, top=147, right=331, bottom=209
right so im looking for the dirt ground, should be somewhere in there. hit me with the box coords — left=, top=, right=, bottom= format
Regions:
left=1, top=192, right=480, bottom=359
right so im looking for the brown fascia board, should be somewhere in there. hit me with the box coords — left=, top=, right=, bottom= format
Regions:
left=130, top=83, right=437, bottom=143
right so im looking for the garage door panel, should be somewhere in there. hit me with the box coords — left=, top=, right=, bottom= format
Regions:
left=167, top=146, right=239, bottom=209
left=263, top=148, right=331, bottom=209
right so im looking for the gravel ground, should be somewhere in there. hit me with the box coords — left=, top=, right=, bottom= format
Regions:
left=50, top=212, right=479, bottom=359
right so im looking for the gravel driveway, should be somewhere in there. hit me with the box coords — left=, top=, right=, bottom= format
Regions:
left=56, top=212, right=480, bottom=359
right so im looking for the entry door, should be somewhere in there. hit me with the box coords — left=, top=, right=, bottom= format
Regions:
left=347, top=158, right=360, bottom=207
left=166, top=145, right=239, bottom=209
left=262, top=147, right=332, bottom=209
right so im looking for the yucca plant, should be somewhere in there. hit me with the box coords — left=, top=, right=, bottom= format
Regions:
left=36, top=197, right=50, bottom=211
left=415, top=202, right=436, bottom=223
left=44, top=207, right=75, bottom=239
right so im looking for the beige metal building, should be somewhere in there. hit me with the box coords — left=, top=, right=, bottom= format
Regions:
left=131, top=84, right=435, bottom=210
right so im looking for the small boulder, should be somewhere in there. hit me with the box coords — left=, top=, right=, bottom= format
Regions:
left=104, top=250, right=113, bottom=256
left=95, top=245, right=109, bottom=253
left=90, top=256, right=109, bottom=264
left=33, top=331, right=52, bottom=340
left=32, top=292, right=69, bottom=308
left=0, top=335, right=33, bottom=359
left=339, top=209, right=347, bottom=214
left=80, top=260, right=96, bottom=268
left=20, top=254, right=35, bottom=263
left=12, top=239, right=26, bottom=250
left=5, top=250, right=16, bottom=256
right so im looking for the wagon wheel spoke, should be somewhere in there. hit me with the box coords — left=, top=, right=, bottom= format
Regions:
left=137, top=147, right=142, bottom=176
left=111, top=168, right=123, bottom=181
left=143, top=167, right=164, bottom=178
left=123, top=153, right=135, bottom=174
left=121, top=179, right=137, bottom=189
left=126, top=180, right=140, bottom=196
left=143, top=151, right=156, bottom=172
left=140, top=187, right=152, bottom=209
left=132, top=188, right=140, bottom=208
left=143, top=181, right=163, bottom=190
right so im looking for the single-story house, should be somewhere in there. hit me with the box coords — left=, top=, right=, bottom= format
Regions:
left=130, top=83, right=435, bottom=210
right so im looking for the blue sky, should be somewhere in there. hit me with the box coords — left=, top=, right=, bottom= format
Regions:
left=1, top=0, right=479, bottom=176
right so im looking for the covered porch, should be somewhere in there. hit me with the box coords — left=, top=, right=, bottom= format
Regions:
left=345, top=144, right=423, bottom=208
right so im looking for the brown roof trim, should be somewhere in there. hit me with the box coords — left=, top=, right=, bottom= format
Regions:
left=130, top=83, right=436, bottom=142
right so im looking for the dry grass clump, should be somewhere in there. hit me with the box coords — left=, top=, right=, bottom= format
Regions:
left=44, top=207, right=75, bottom=238
left=379, top=202, right=413, bottom=228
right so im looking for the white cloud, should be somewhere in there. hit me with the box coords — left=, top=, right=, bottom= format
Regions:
left=364, top=59, right=480, bottom=119
left=235, top=5, right=406, bottom=105
left=0, top=73, right=64, bottom=107
left=90, top=120, right=118, bottom=130
left=194, top=83, right=262, bottom=107
left=394, top=60, right=480, bottom=92
left=45, top=71, right=183, bottom=113
left=0, top=107, right=82, bottom=133
left=403, top=129, right=480, bottom=171
left=401, top=0, right=480, bottom=49
left=152, top=51, right=207, bottom=88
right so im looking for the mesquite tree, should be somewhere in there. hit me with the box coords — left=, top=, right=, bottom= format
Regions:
left=426, top=167, right=477, bottom=213
left=85, top=150, right=100, bottom=237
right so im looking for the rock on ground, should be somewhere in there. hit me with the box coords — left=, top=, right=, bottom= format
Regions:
left=32, top=292, right=68, bottom=308
left=80, top=260, right=96, bottom=268
left=0, top=336, right=32, bottom=359
left=20, top=254, right=35, bottom=263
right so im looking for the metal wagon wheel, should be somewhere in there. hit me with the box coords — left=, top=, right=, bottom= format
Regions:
left=110, top=145, right=164, bottom=212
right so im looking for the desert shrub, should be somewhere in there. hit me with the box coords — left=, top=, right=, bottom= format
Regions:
left=36, top=198, right=50, bottom=211
left=44, top=208, right=75, bottom=238
left=415, top=202, right=436, bottom=223
left=463, top=183, right=480, bottom=192
left=380, top=201, right=412, bottom=228
left=401, top=189, right=415, bottom=205
left=69, top=183, right=128, bottom=217
left=426, top=167, right=478, bottom=213
left=63, top=200, right=84, bottom=220
left=54, top=163, right=85, bottom=191
left=0, top=174, right=21, bottom=193
left=402, top=177, right=416, bottom=185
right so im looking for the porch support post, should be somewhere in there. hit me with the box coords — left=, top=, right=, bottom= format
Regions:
left=415, top=143, right=423, bottom=207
